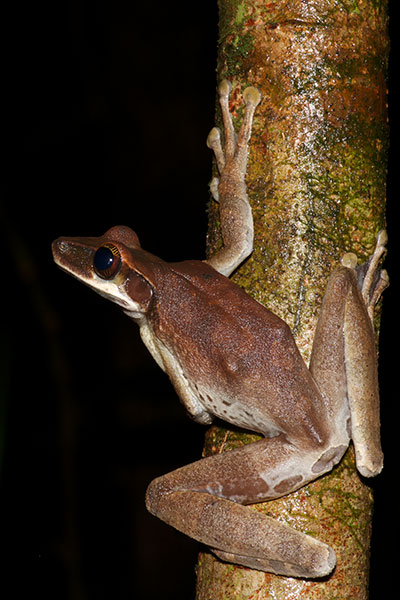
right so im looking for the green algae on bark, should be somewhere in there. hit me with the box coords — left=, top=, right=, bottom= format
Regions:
left=197, top=1, right=388, bottom=598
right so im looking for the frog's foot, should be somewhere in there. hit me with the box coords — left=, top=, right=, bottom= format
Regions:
left=207, top=80, right=261, bottom=202
left=341, top=230, right=389, bottom=324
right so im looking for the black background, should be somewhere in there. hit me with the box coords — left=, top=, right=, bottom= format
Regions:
left=1, top=2, right=398, bottom=598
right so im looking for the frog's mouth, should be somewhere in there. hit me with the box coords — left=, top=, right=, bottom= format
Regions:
left=52, top=238, right=131, bottom=310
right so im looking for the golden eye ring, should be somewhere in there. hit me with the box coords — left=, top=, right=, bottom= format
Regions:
left=93, top=243, right=121, bottom=279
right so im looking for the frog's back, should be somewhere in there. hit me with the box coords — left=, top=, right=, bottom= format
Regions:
left=152, top=258, right=298, bottom=366
left=166, top=259, right=284, bottom=332
left=148, top=259, right=325, bottom=442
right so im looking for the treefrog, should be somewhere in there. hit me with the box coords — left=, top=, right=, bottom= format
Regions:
left=52, top=80, right=388, bottom=578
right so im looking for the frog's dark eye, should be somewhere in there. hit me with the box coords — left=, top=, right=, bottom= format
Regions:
left=93, top=244, right=121, bottom=279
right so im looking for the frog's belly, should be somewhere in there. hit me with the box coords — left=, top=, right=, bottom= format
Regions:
left=194, top=383, right=281, bottom=438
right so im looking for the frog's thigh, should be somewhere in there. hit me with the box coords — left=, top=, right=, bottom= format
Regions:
left=145, top=436, right=336, bottom=578
left=310, top=266, right=383, bottom=477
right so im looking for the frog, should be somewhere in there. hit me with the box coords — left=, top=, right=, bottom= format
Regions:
left=52, top=80, right=388, bottom=578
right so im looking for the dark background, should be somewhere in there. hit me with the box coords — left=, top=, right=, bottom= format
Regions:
left=1, top=2, right=398, bottom=598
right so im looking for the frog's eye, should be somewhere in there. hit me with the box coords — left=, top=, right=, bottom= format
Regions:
left=93, top=244, right=121, bottom=279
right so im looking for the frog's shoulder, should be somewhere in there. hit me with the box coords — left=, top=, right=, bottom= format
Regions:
left=166, top=259, right=286, bottom=331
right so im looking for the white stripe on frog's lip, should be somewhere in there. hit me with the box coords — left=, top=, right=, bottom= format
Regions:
left=54, top=252, right=138, bottom=311
left=90, top=280, right=133, bottom=309
left=53, top=244, right=149, bottom=319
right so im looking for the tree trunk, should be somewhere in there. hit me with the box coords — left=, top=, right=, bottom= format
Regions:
left=196, top=1, right=388, bottom=598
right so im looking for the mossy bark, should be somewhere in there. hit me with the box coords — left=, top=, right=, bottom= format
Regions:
left=196, top=1, right=388, bottom=598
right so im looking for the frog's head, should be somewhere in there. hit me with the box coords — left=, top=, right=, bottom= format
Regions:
left=52, top=225, right=156, bottom=321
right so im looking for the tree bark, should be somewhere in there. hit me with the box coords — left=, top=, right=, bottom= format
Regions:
left=196, top=1, right=388, bottom=598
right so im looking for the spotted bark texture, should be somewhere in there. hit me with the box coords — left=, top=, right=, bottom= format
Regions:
left=196, top=1, right=388, bottom=598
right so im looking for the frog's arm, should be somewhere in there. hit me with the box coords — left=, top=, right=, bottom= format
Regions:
left=205, top=80, right=261, bottom=277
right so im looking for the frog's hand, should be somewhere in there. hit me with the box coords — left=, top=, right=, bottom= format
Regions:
left=205, top=80, right=261, bottom=277
left=146, top=433, right=339, bottom=578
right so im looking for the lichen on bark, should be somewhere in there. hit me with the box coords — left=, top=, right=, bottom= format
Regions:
left=196, top=1, right=388, bottom=598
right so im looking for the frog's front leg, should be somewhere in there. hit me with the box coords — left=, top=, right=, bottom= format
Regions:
left=206, top=80, right=261, bottom=276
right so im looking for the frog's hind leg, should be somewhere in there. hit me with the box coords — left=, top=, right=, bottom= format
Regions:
left=310, top=231, right=388, bottom=478
left=146, top=434, right=336, bottom=578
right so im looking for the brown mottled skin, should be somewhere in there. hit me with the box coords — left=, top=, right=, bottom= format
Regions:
left=147, top=258, right=329, bottom=445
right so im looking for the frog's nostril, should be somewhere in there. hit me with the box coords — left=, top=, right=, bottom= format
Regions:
left=57, top=240, right=69, bottom=253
